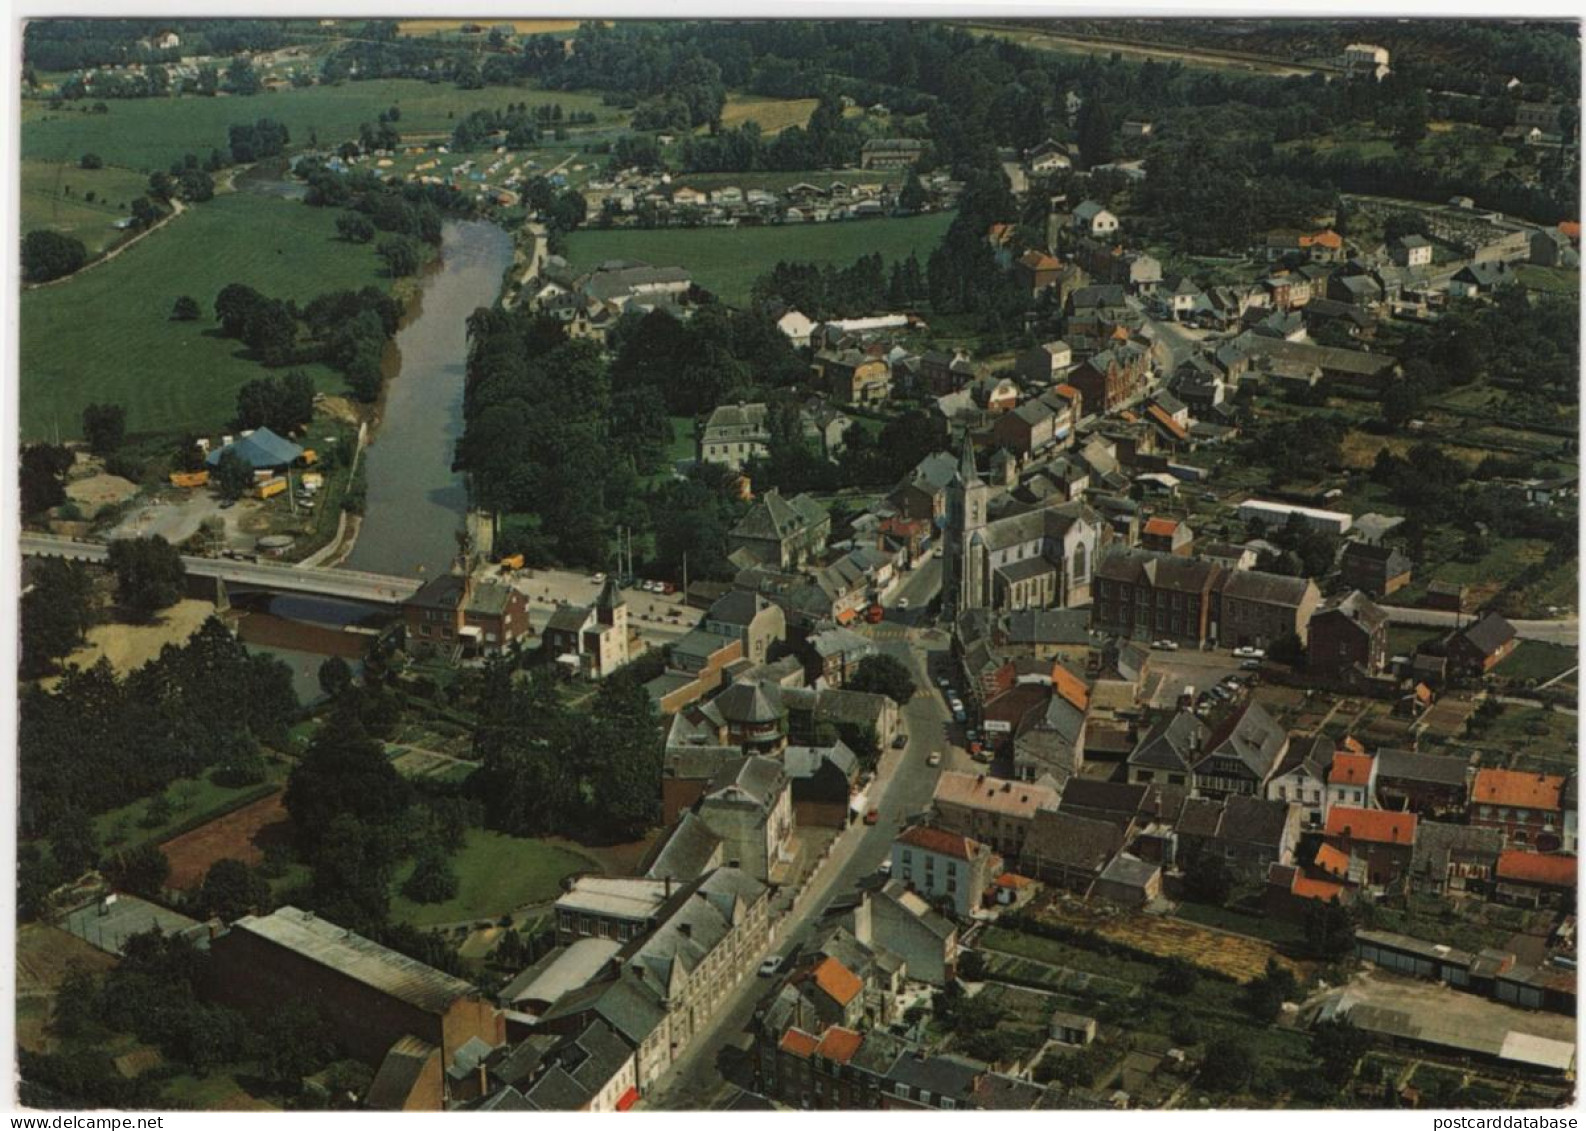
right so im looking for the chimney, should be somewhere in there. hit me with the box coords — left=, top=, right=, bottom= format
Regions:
left=679, top=923, right=692, bottom=938
left=665, top=875, right=673, bottom=898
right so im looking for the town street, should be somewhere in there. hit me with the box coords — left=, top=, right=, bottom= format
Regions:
left=639, top=631, right=951, bottom=1110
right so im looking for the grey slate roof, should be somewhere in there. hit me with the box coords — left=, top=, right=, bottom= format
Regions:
left=1199, top=701, right=1287, bottom=781
left=706, top=589, right=765, bottom=627
left=1375, top=747, right=1470, bottom=788
left=1005, top=608, right=1093, bottom=647
left=1025, top=809, right=1124, bottom=873
left=1458, top=612, right=1517, bottom=656
left=643, top=811, right=723, bottom=883
left=1128, top=711, right=1209, bottom=773
left=731, top=490, right=828, bottom=542
left=1319, top=589, right=1389, bottom=634
left=1219, top=569, right=1314, bottom=608
left=706, top=755, right=787, bottom=809
left=1098, top=852, right=1161, bottom=889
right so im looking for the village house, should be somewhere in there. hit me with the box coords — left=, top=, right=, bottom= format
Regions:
left=1408, top=821, right=1503, bottom=897
left=1323, top=807, right=1418, bottom=888
left=1307, top=590, right=1389, bottom=678
left=403, top=572, right=530, bottom=656
left=1265, top=734, right=1336, bottom=827
left=1339, top=542, right=1413, bottom=597
left=783, top=742, right=861, bottom=828
left=1325, top=752, right=1378, bottom=817
left=1015, top=340, right=1075, bottom=386
left=1126, top=710, right=1208, bottom=788
left=542, top=578, right=632, bottom=679
left=703, top=590, right=787, bottom=666
left=813, top=348, right=892, bottom=406
left=1373, top=748, right=1471, bottom=819
left=1175, top=795, right=1302, bottom=882
left=1072, top=200, right=1120, bottom=238
left=1193, top=701, right=1289, bottom=800
left=1469, top=768, right=1566, bottom=851
left=1013, top=250, right=1065, bottom=297
left=1065, top=342, right=1152, bottom=415
left=859, top=138, right=927, bottom=169
left=1216, top=570, right=1320, bottom=650
left=1091, top=548, right=1223, bottom=648
left=699, top=403, right=772, bottom=471
left=729, top=490, right=831, bottom=570
left=555, top=877, right=672, bottom=946
left=1139, top=516, right=1193, bottom=556
left=1446, top=612, right=1518, bottom=677
left=930, top=771, right=1061, bottom=862
left=1020, top=807, right=1125, bottom=893
left=890, top=826, right=1002, bottom=919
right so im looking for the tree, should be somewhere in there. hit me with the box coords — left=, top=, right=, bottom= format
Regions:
left=1305, top=897, right=1358, bottom=959
left=235, top=372, right=315, bottom=435
left=104, top=842, right=170, bottom=898
left=105, top=536, right=185, bottom=621
left=50, top=809, right=100, bottom=878
left=318, top=656, right=354, bottom=699
left=1183, top=852, right=1233, bottom=906
left=1154, top=957, right=1200, bottom=996
left=336, top=213, right=375, bottom=243
left=79, top=152, right=103, bottom=169
left=306, top=814, right=395, bottom=931
left=1075, top=94, right=1115, bottom=169
left=285, top=705, right=413, bottom=854
left=846, top=653, right=917, bottom=705
left=21, top=559, right=95, bottom=677
left=1380, top=380, right=1423, bottom=432
left=198, top=858, right=272, bottom=922
left=171, top=294, right=201, bottom=321
left=20, top=442, right=73, bottom=515
left=401, top=845, right=459, bottom=904
left=378, top=237, right=420, bottom=278
left=1312, top=1018, right=1372, bottom=1085
left=81, top=402, right=126, bottom=455
left=22, top=229, right=87, bottom=283
left=213, top=448, right=252, bottom=502
left=898, top=170, right=928, bottom=214
left=1242, top=957, right=1300, bottom=1023
left=1199, top=1034, right=1257, bottom=1093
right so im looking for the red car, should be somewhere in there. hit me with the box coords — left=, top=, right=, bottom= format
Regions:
left=864, top=808, right=880, bottom=826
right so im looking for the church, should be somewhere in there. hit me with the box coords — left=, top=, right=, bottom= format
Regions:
left=941, top=437, right=1107, bottom=617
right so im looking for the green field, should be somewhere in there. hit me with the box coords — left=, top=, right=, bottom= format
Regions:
left=1517, top=264, right=1581, bottom=295
left=21, top=159, right=152, bottom=256
left=1501, top=640, right=1577, bottom=685
left=91, top=767, right=286, bottom=853
left=389, top=828, right=595, bottom=927
left=21, top=191, right=403, bottom=440
left=564, top=211, right=952, bottom=305
left=22, top=81, right=618, bottom=173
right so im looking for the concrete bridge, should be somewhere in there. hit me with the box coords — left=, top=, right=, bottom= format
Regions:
left=21, top=534, right=421, bottom=607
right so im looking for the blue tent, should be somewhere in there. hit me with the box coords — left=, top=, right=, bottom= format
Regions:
left=206, top=427, right=304, bottom=470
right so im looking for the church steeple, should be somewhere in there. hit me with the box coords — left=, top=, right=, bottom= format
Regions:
left=958, top=433, right=984, bottom=487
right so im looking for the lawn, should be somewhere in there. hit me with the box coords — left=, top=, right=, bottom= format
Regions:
left=90, top=763, right=288, bottom=854
left=563, top=211, right=952, bottom=306
left=22, top=81, right=619, bottom=172
left=1172, top=899, right=1307, bottom=947
left=1517, top=264, right=1581, bottom=295
left=21, top=159, right=152, bottom=256
left=1501, top=640, right=1577, bottom=685
left=389, top=828, right=596, bottom=928
left=21, top=191, right=399, bottom=440
left=1480, top=705, right=1578, bottom=774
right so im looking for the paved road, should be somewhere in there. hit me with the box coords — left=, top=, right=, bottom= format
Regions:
left=885, top=556, right=942, bottom=614
left=1384, top=606, right=1578, bottom=646
left=21, top=533, right=418, bottom=605
left=640, top=631, right=952, bottom=1110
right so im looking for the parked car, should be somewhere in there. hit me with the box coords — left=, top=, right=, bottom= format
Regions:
left=864, top=808, right=881, bottom=826
left=897, top=597, right=910, bottom=610
left=1153, top=639, right=1180, bottom=652
left=1233, top=646, right=1265, bottom=659
left=878, top=859, right=893, bottom=876
left=591, top=572, right=606, bottom=584
left=953, top=709, right=967, bottom=724
left=1241, top=658, right=1263, bottom=670
left=758, top=955, right=784, bottom=977
left=927, top=751, right=942, bottom=767
left=891, top=734, right=907, bottom=750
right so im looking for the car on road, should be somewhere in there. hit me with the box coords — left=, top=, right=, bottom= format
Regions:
left=897, top=597, right=910, bottom=610
left=928, top=750, right=942, bottom=767
left=936, top=676, right=950, bottom=689
left=1241, top=657, right=1263, bottom=670
left=864, top=808, right=881, bottom=826
left=218, top=499, right=235, bottom=509
left=891, top=734, right=907, bottom=750
left=878, top=859, right=893, bottom=875
left=1233, top=646, right=1265, bottom=659
left=1153, top=639, right=1180, bottom=651
left=952, top=709, right=967, bottom=724
left=758, top=955, right=784, bottom=977
left=591, top=572, right=606, bottom=584
left=1211, top=685, right=1232, bottom=702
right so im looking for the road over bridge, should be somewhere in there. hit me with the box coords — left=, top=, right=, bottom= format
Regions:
left=21, top=534, right=421, bottom=607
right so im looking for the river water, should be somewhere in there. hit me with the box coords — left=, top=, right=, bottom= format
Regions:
left=340, top=219, right=513, bottom=579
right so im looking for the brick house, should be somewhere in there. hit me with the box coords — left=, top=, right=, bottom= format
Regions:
left=1323, top=807, right=1418, bottom=888
left=1139, top=516, right=1193, bottom=556
left=1338, top=542, right=1413, bottom=597
left=1374, top=748, right=1471, bottom=819
left=930, top=771, right=1060, bottom=863
left=1216, top=570, right=1320, bottom=649
left=1447, top=612, right=1518, bottom=676
left=1091, top=548, right=1224, bottom=647
left=1013, top=250, right=1065, bottom=296
left=1307, top=590, right=1388, bottom=677
left=403, top=573, right=530, bottom=656
left=1469, top=768, right=1566, bottom=851
left=1066, top=343, right=1151, bottom=414
left=890, top=826, right=1001, bottom=919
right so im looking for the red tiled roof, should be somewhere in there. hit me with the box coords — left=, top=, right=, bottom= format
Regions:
left=1497, top=851, right=1576, bottom=888
left=1313, top=843, right=1351, bottom=878
left=1051, top=384, right=1082, bottom=401
left=1051, top=666, right=1090, bottom=713
left=1559, top=221, right=1580, bottom=240
left=1472, top=768, right=1565, bottom=812
left=1325, top=806, right=1417, bottom=846
left=1291, top=874, right=1347, bottom=902
left=1018, top=250, right=1061, bottom=270
left=780, top=1029, right=819, bottom=1058
left=1142, top=517, right=1180, bottom=538
left=995, top=872, right=1034, bottom=888
left=896, top=825, right=981, bottom=862
left=814, top=1027, right=864, bottom=1064
left=1145, top=404, right=1190, bottom=441
left=811, top=957, right=863, bottom=1007
left=1328, top=753, right=1374, bottom=787
left=1339, top=735, right=1366, bottom=755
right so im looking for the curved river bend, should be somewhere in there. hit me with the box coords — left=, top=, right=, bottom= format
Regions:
left=340, top=219, right=513, bottom=579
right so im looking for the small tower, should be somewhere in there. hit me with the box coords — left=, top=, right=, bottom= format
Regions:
left=594, top=575, right=629, bottom=669
left=990, top=447, right=1018, bottom=488
left=944, top=434, right=992, bottom=617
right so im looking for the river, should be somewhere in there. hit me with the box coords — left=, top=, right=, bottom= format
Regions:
left=340, top=219, right=513, bottom=579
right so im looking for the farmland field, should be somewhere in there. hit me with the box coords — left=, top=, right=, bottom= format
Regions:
left=159, top=789, right=292, bottom=890
left=716, top=94, right=820, bottom=135
left=563, top=211, right=952, bottom=306
left=389, top=828, right=596, bottom=927
left=22, top=81, right=619, bottom=172
left=21, top=159, right=152, bottom=256
left=21, top=190, right=399, bottom=440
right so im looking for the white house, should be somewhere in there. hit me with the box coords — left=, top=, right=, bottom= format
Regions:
left=1072, top=200, right=1119, bottom=238
left=776, top=309, right=816, bottom=349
